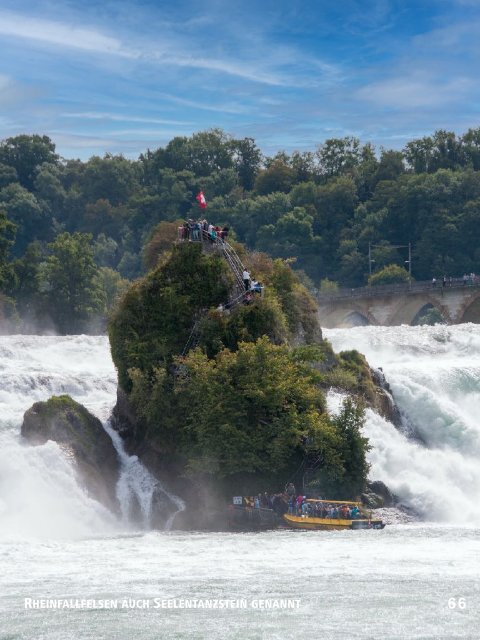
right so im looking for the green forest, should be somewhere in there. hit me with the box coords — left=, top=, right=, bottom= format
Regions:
left=1, top=128, right=480, bottom=332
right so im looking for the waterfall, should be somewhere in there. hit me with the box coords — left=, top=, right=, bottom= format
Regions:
left=325, top=324, right=480, bottom=524
left=104, top=422, right=185, bottom=530
left=2, top=326, right=479, bottom=531
left=0, top=335, right=183, bottom=539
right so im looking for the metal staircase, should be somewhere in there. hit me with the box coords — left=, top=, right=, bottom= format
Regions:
left=178, top=232, right=249, bottom=358
left=200, top=229, right=246, bottom=300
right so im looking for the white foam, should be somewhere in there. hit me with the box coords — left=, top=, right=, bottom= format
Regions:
left=325, top=324, right=480, bottom=523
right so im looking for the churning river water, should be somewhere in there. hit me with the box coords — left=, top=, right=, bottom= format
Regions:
left=1, top=328, right=479, bottom=639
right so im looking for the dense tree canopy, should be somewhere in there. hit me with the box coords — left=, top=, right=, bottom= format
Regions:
left=43, top=232, right=106, bottom=333
left=1, top=128, right=480, bottom=331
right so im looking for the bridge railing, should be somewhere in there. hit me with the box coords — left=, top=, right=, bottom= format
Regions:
left=317, top=278, right=480, bottom=301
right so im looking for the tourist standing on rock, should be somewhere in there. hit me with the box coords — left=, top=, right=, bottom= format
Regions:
left=243, top=269, right=251, bottom=291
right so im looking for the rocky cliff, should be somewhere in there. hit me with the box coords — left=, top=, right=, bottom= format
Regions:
left=22, top=395, right=120, bottom=513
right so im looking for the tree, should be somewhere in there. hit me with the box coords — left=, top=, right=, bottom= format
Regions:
left=0, top=183, right=49, bottom=255
left=231, top=137, right=262, bottom=190
left=33, top=163, right=66, bottom=217
left=404, top=136, right=434, bottom=173
left=10, top=240, right=44, bottom=319
left=143, top=220, right=182, bottom=270
left=0, top=209, right=16, bottom=290
left=0, top=163, right=18, bottom=189
left=319, top=278, right=338, bottom=293
left=317, top=137, right=362, bottom=177
left=82, top=155, right=139, bottom=206
left=461, top=128, right=480, bottom=171
left=93, top=233, right=119, bottom=268
left=374, top=150, right=405, bottom=184
left=166, top=338, right=339, bottom=489
left=43, top=232, right=106, bottom=333
left=163, top=129, right=234, bottom=176
left=331, top=398, right=370, bottom=497
left=109, top=242, right=231, bottom=392
left=254, top=161, right=296, bottom=195
left=368, top=264, right=410, bottom=286
left=0, top=135, right=58, bottom=190
left=97, top=267, right=129, bottom=312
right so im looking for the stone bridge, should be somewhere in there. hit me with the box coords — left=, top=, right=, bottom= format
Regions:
left=317, top=280, right=480, bottom=328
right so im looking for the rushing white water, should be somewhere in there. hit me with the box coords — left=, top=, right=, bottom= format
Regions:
left=0, top=335, right=182, bottom=540
left=325, top=323, right=480, bottom=523
left=1, top=330, right=479, bottom=639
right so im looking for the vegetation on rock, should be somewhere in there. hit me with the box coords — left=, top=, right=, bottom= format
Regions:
left=110, top=242, right=370, bottom=498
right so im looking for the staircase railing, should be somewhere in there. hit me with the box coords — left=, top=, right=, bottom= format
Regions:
left=179, top=230, right=249, bottom=358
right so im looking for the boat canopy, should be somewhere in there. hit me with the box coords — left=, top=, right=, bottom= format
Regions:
left=305, top=499, right=361, bottom=506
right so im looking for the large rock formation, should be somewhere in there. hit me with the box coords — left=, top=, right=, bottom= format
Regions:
left=22, top=395, right=120, bottom=513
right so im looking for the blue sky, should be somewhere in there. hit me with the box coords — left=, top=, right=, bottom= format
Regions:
left=0, top=0, right=479, bottom=159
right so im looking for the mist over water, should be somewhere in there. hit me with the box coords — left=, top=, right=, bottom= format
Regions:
left=1, top=331, right=479, bottom=639
left=1, top=326, right=479, bottom=537
left=0, top=335, right=183, bottom=540
left=325, top=324, right=480, bottom=523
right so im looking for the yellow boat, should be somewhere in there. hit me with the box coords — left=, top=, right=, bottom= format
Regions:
left=282, top=499, right=385, bottom=531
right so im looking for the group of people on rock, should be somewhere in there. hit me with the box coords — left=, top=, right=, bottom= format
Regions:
left=178, top=219, right=229, bottom=242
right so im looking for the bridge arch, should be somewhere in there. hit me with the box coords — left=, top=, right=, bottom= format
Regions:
left=343, top=311, right=370, bottom=327
left=318, top=304, right=377, bottom=328
left=388, top=296, right=452, bottom=326
left=411, top=303, right=448, bottom=326
left=459, top=293, right=480, bottom=323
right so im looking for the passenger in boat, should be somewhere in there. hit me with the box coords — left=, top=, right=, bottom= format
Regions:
left=351, top=506, right=359, bottom=519
left=272, top=494, right=288, bottom=516
left=260, top=492, right=271, bottom=508
left=286, top=482, right=296, bottom=497
left=296, top=495, right=304, bottom=515
left=288, top=496, right=295, bottom=514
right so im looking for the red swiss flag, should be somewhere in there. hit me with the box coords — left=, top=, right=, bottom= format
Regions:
left=196, top=191, right=207, bottom=209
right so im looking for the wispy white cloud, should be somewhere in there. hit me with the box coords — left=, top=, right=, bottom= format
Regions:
left=0, top=10, right=135, bottom=57
left=158, top=93, right=249, bottom=115
left=0, top=73, right=41, bottom=107
left=150, top=52, right=292, bottom=87
left=61, top=112, right=192, bottom=126
left=357, top=75, right=473, bottom=108
left=0, top=10, right=336, bottom=88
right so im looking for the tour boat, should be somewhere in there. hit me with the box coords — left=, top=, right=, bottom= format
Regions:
left=282, top=499, right=385, bottom=530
